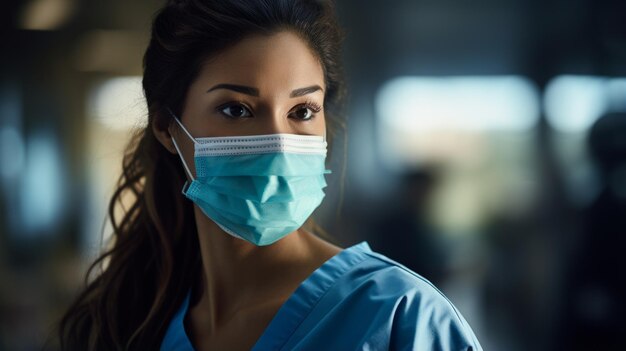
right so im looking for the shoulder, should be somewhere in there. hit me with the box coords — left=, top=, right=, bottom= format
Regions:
left=335, top=248, right=483, bottom=350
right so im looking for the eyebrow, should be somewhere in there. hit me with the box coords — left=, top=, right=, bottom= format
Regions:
left=206, top=84, right=323, bottom=98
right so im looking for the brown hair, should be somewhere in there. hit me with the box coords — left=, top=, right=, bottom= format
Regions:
left=55, top=0, right=345, bottom=349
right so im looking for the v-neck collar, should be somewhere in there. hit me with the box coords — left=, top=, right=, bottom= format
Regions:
left=165, top=241, right=372, bottom=351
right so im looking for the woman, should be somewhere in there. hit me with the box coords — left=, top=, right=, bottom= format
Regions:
left=58, top=0, right=482, bottom=350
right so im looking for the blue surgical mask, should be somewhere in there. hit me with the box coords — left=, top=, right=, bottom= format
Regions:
left=169, top=112, right=330, bottom=246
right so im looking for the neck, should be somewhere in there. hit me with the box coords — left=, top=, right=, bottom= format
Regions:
left=189, top=205, right=334, bottom=332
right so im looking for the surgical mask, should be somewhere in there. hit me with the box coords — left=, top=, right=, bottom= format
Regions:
left=169, top=112, right=330, bottom=246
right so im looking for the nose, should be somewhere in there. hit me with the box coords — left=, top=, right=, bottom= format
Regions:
left=257, top=108, right=298, bottom=135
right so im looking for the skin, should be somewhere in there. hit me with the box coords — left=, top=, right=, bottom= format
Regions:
left=153, top=30, right=342, bottom=351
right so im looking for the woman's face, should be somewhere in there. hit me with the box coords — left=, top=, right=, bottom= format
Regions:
left=162, top=30, right=327, bottom=175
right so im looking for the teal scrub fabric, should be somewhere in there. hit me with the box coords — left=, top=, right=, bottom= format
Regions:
left=160, top=242, right=482, bottom=350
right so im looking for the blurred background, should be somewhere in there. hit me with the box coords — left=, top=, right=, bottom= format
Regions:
left=1, top=0, right=625, bottom=350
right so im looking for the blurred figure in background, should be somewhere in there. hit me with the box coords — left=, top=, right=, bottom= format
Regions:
left=560, top=112, right=626, bottom=350
left=368, top=168, right=447, bottom=284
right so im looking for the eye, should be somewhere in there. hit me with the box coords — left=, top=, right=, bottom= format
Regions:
left=217, top=103, right=253, bottom=118
left=289, top=101, right=322, bottom=121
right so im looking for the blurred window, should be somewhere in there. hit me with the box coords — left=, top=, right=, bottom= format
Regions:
left=545, top=75, right=626, bottom=133
left=375, top=76, right=540, bottom=235
left=83, top=76, right=145, bottom=257
left=545, top=75, right=626, bottom=207
left=87, top=76, right=147, bottom=131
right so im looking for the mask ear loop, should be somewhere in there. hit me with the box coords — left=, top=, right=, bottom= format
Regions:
left=167, top=108, right=196, bottom=183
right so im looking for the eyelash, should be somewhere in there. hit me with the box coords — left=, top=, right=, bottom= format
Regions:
left=216, top=100, right=323, bottom=120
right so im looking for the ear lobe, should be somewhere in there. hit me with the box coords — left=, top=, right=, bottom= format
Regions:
left=152, top=119, right=178, bottom=154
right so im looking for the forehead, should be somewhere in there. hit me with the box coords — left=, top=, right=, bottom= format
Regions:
left=192, top=31, right=325, bottom=95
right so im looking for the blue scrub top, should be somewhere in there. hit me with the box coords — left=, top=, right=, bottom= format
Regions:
left=161, top=242, right=482, bottom=350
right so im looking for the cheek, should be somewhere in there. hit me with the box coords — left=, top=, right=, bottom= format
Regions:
left=185, top=148, right=197, bottom=176
left=318, top=113, right=327, bottom=136
left=316, top=111, right=327, bottom=134
left=174, top=129, right=198, bottom=178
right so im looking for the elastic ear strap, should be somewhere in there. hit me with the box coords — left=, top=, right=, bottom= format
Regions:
left=167, top=108, right=197, bottom=145
left=171, top=136, right=195, bottom=181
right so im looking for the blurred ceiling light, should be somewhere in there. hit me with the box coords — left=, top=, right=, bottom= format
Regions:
left=87, top=76, right=148, bottom=131
left=20, top=0, right=75, bottom=30
left=545, top=75, right=626, bottom=133
left=376, top=76, right=539, bottom=133
left=74, top=30, right=147, bottom=74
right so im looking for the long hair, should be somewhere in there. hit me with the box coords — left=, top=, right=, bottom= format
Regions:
left=56, top=0, right=346, bottom=349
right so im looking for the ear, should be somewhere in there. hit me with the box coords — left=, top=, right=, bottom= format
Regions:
left=152, top=116, right=178, bottom=155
